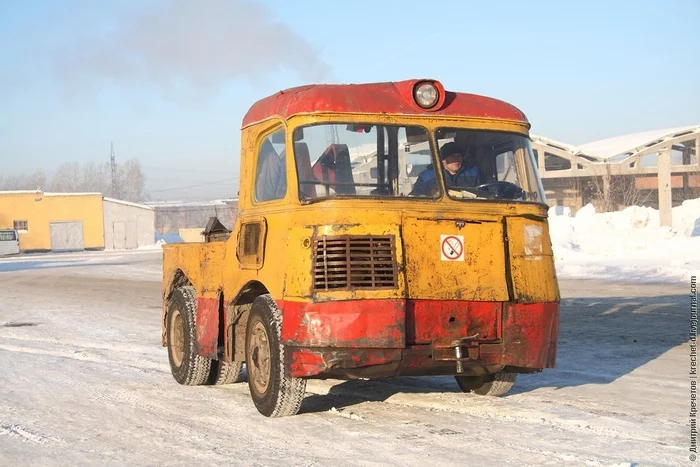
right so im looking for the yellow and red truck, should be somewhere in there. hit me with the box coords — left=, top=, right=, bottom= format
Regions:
left=162, top=79, right=559, bottom=417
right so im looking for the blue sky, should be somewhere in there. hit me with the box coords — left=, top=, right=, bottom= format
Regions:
left=1, top=0, right=698, bottom=199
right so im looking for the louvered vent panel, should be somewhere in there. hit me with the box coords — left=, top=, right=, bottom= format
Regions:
left=313, top=235, right=397, bottom=291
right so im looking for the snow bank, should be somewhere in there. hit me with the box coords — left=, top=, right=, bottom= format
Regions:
left=549, top=198, right=700, bottom=282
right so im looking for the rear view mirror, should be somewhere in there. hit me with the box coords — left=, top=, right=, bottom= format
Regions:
left=406, top=126, right=429, bottom=143
left=346, top=124, right=373, bottom=133
left=270, top=131, right=286, bottom=144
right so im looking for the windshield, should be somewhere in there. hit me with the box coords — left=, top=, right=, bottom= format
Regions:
left=432, top=128, right=546, bottom=203
left=293, top=123, right=436, bottom=200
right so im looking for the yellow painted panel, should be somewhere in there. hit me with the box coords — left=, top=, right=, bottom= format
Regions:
left=0, top=193, right=104, bottom=250
left=402, top=217, right=509, bottom=301
left=506, top=216, right=560, bottom=302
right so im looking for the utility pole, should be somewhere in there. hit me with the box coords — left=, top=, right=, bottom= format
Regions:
left=110, top=141, right=118, bottom=198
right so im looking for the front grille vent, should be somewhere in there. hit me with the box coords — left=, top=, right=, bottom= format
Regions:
left=313, top=235, right=397, bottom=291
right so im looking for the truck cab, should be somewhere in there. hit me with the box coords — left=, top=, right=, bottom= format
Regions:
left=162, top=79, right=559, bottom=417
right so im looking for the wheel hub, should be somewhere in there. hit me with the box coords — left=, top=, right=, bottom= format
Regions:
left=170, top=308, right=185, bottom=367
left=248, top=320, right=271, bottom=395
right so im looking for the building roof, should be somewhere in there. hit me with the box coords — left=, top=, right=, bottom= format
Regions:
left=103, top=197, right=154, bottom=210
left=577, top=125, right=700, bottom=160
left=532, top=124, right=700, bottom=162
left=145, top=198, right=237, bottom=208
left=0, top=191, right=102, bottom=196
left=242, top=79, right=529, bottom=128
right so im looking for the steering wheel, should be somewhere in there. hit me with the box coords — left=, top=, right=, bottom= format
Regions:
left=474, top=181, right=524, bottom=200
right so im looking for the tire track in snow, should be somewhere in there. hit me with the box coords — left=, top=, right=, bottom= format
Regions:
left=0, top=342, right=168, bottom=375
left=0, top=424, right=61, bottom=445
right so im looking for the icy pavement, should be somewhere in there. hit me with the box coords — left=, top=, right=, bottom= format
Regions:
left=0, top=252, right=690, bottom=466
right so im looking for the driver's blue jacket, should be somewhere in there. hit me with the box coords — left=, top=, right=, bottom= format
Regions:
left=410, top=165, right=485, bottom=196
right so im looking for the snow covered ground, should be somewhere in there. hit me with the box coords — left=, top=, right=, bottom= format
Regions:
left=0, top=249, right=692, bottom=466
left=549, top=198, right=700, bottom=283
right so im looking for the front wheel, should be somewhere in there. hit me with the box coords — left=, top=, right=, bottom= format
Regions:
left=455, top=372, right=517, bottom=397
left=245, top=294, right=306, bottom=417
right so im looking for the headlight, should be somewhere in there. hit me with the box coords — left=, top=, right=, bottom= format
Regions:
left=413, top=81, right=439, bottom=109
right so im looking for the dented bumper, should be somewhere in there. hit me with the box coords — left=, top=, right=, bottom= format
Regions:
left=280, top=299, right=558, bottom=378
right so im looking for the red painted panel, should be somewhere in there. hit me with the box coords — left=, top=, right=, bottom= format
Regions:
left=288, top=348, right=402, bottom=378
left=501, top=302, right=559, bottom=369
left=406, top=300, right=501, bottom=345
left=242, top=79, right=528, bottom=127
left=280, top=299, right=405, bottom=348
left=196, top=297, right=219, bottom=359
left=280, top=299, right=558, bottom=377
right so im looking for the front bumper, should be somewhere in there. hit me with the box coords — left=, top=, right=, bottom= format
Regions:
left=280, top=299, right=558, bottom=378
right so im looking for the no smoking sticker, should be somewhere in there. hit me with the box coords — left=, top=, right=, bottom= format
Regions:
left=440, top=234, right=464, bottom=261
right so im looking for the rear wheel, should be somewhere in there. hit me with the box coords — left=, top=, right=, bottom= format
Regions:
left=167, top=286, right=211, bottom=386
left=455, top=372, right=516, bottom=397
left=208, top=360, right=245, bottom=385
left=245, top=294, right=306, bottom=417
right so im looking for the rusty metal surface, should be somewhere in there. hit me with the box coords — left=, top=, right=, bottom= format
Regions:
left=195, top=297, right=219, bottom=359
left=287, top=347, right=403, bottom=378
left=280, top=299, right=405, bottom=348
left=312, top=235, right=397, bottom=291
left=281, top=298, right=558, bottom=378
left=500, top=302, right=559, bottom=369
left=241, top=79, right=529, bottom=128
left=406, top=300, right=502, bottom=345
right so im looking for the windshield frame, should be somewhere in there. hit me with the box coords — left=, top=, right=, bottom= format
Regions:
left=285, top=116, right=547, bottom=208
left=433, top=127, right=547, bottom=205
left=291, top=121, right=441, bottom=204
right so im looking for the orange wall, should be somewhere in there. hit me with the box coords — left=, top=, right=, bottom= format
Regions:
left=0, top=192, right=105, bottom=251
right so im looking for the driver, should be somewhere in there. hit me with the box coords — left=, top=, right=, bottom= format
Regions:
left=464, top=146, right=487, bottom=186
left=410, top=142, right=482, bottom=196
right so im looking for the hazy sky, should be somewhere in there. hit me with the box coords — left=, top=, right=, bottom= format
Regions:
left=1, top=0, right=698, bottom=200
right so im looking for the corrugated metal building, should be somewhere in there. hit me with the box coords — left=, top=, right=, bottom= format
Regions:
left=103, top=197, right=155, bottom=250
left=0, top=191, right=155, bottom=252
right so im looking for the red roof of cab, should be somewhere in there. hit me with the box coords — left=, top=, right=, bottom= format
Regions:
left=241, top=79, right=529, bottom=128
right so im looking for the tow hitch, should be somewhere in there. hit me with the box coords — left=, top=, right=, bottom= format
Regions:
left=432, top=334, right=500, bottom=373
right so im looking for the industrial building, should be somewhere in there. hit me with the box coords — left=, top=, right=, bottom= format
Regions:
left=0, top=191, right=155, bottom=252
left=532, top=125, right=699, bottom=225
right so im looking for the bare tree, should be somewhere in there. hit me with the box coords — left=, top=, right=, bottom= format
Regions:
left=80, top=162, right=111, bottom=193
left=50, top=162, right=83, bottom=192
left=117, top=158, right=146, bottom=202
left=0, top=171, right=47, bottom=191
left=4, top=159, right=146, bottom=201
left=585, top=164, right=653, bottom=212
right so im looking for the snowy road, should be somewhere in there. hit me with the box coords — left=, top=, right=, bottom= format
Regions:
left=0, top=251, right=690, bottom=466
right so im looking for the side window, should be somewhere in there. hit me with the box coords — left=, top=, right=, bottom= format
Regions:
left=254, top=128, right=287, bottom=202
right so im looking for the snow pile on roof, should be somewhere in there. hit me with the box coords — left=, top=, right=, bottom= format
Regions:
left=103, top=197, right=154, bottom=210
left=533, top=124, right=700, bottom=161
left=145, top=198, right=236, bottom=208
left=577, top=125, right=700, bottom=160
left=549, top=197, right=700, bottom=282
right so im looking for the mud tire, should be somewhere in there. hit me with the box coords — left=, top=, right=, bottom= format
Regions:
left=245, top=294, right=306, bottom=417
left=208, top=360, right=245, bottom=385
left=167, top=286, right=211, bottom=386
left=455, top=372, right=516, bottom=397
